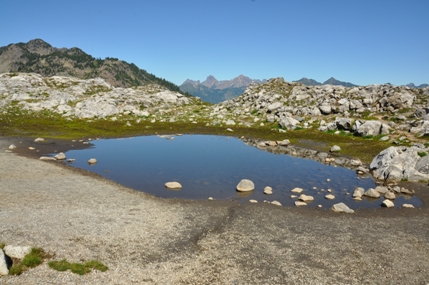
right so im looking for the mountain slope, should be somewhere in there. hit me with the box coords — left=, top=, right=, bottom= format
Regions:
left=0, top=39, right=181, bottom=91
left=323, top=77, right=357, bottom=87
left=293, top=77, right=321, bottom=86
left=180, top=75, right=265, bottom=104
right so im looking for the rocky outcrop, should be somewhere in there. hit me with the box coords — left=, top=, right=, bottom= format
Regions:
left=370, top=146, right=429, bottom=182
left=0, top=73, right=196, bottom=119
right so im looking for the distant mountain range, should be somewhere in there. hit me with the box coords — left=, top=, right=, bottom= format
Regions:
left=0, top=39, right=181, bottom=92
left=294, top=77, right=428, bottom=89
left=180, top=75, right=266, bottom=104
left=293, top=77, right=358, bottom=87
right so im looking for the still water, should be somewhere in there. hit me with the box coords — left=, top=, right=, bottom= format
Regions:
left=61, top=135, right=421, bottom=209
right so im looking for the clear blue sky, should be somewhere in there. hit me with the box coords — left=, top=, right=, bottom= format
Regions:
left=1, top=0, right=428, bottom=86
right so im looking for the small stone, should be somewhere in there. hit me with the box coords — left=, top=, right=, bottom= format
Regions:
left=330, top=145, right=341, bottom=152
left=392, top=186, right=401, bottom=193
left=353, top=187, right=365, bottom=198
left=312, top=187, right=317, bottom=190
left=29, top=147, right=35, bottom=150
left=325, top=194, right=335, bottom=200
left=226, top=128, right=234, bottom=132
left=326, top=178, right=331, bottom=182
left=279, top=139, right=290, bottom=146
left=291, top=187, right=303, bottom=193
left=271, top=201, right=282, bottom=206
left=54, top=152, right=66, bottom=160
left=353, top=197, right=362, bottom=201
left=249, top=199, right=258, bottom=203
left=67, top=159, right=75, bottom=163
left=236, top=179, right=254, bottom=192
left=299, top=194, right=314, bottom=202
left=8, top=144, right=16, bottom=150
left=400, top=187, right=414, bottom=195
left=402, top=204, right=414, bottom=208
left=4, top=245, right=31, bottom=259
left=291, top=195, right=298, bottom=198
left=331, top=203, right=354, bottom=213
left=88, top=158, right=97, bottom=164
left=165, top=182, right=182, bottom=189
left=208, top=197, right=214, bottom=201
left=375, top=186, right=389, bottom=194
left=382, top=199, right=394, bottom=208
left=34, top=137, right=45, bottom=142
left=263, top=186, right=273, bottom=195
left=295, top=201, right=307, bottom=207
left=379, top=136, right=389, bottom=141
left=327, top=189, right=332, bottom=193
left=40, top=156, right=55, bottom=161
left=364, top=188, right=380, bottom=198
left=384, top=191, right=396, bottom=200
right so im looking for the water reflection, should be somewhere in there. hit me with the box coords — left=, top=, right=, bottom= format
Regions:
left=62, top=135, right=422, bottom=209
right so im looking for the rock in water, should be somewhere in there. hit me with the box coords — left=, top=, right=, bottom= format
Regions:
left=54, top=152, right=66, bottom=160
left=264, top=186, right=273, bottom=195
left=165, top=182, right=182, bottom=189
left=331, top=203, right=354, bottom=213
left=364, top=188, right=380, bottom=198
left=88, top=158, right=97, bottom=164
left=382, top=199, right=394, bottom=208
left=236, top=179, right=255, bottom=192
left=325, top=194, right=335, bottom=200
left=291, top=187, right=304, bottom=193
left=299, top=194, right=314, bottom=202
left=8, top=144, right=16, bottom=150
left=271, top=201, right=282, bottom=206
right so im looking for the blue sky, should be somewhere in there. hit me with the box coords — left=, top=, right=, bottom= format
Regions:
left=1, top=0, right=428, bottom=86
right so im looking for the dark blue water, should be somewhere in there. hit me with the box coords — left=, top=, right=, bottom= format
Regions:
left=61, top=135, right=422, bottom=209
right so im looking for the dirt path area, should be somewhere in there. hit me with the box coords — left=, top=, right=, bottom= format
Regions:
left=1, top=137, right=429, bottom=284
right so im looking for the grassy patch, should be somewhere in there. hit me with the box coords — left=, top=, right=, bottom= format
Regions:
left=8, top=247, right=50, bottom=275
left=0, top=243, right=5, bottom=249
left=418, top=151, right=427, bottom=157
left=48, top=259, right=108, bottom=275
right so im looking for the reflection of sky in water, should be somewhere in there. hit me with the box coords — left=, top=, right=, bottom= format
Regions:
left=62, top=135, right=422, bottom=209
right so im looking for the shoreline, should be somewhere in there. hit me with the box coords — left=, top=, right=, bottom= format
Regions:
left=1, top=136, right=429, bottom=284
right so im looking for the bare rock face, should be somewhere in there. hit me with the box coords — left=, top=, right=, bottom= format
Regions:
left=236, top=179, right=255, bottom=192
left=4, top=245, right=31, bottom=259
left=370, top=146, right=429, bottom=182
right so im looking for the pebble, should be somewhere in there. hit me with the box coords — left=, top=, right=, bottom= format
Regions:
left=299, top=194, right=314, bottom=202
left=402, top=204, right=414, bottom=208
left=88, top=158, right=97, bottom=164
left=325, top=194, right=335, bottom=200
left=263, top=186, right=273, bottom=195
left=271, top=201, right=282, bottom=206
left=165, top=182, right=182, bottom=189
left=382, top=199, right=394, bottom=208
left=249, top=199, right=258, bottom=203
left=291, top=187, right=303, bottom=193
left=295, top=201, right=307, bottom=207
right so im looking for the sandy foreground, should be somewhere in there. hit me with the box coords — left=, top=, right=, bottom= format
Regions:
left=1, top=137, right=429, bottom=284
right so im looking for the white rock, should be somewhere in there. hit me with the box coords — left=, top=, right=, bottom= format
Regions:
left=384, top=191, right=396, bottom=200
left=263, top=186, right=273, bottom=195
left=330, top=145, right=341, bottom=152
left=299, top=194, right=314, bottom=202
left=208, top=197, right=214, bottom=201
left=278, top=139, right=290, bottom=146
left=54, top=152, right=66, bottom=160
left=331, top=203, right=354, bottom=213
left=39, top=156, right=55, bottom=161
left=34, top=137, right=44, bottom=142
left=226, top=128, right=233, bottom=132
left=382, top=199, right=394, bottom=208
left=165, top=182, right=182, bottom=189
left=4, top=245, right=31, bottom=259
left=236, top=179, right=255, bottom=192
left=87, top=158, right=97, bottom=164
left=402, top=203, right=414, bottom=208
left=364, top=188, right=380, bottom=198
left=28, top=147, right=35, bottom=150
left=291, top=187, right=304, bottom=193
left=291, top=195, right=298, bottom=198
left=249, top=199, right=258, bottom=204
left=8, top=144, right=16, bottom=150
left=325, top=194, right=335, bottom=200
left=353, top=187, right=365, bottom=198
left=295, top=201, right=307, bottom=206
left=271, top=201, right=282, bottom=206
left=0, top=249, right=8, bottom=276
left=375, top=186, right=389, bottom=194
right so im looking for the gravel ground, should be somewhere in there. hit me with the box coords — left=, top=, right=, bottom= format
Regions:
left=1, top=137, right=429, bottom=284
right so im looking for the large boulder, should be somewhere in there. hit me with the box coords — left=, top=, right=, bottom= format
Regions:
left=279, top=117, right=300, bottom=129
left=353, top=120, right=390, bottom=136
left=370, top=146, right=429, bottom=182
